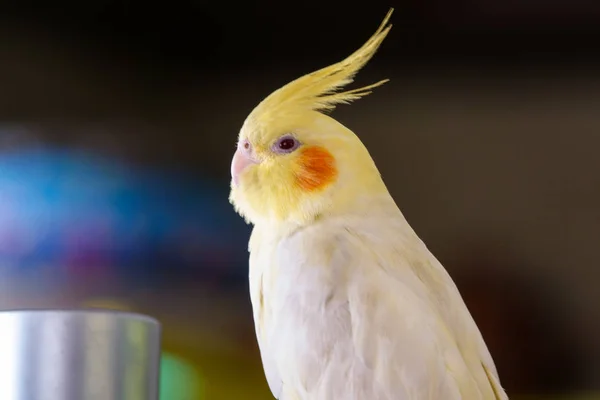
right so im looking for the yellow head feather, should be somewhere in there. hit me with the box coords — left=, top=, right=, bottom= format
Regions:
left=230, top=9, right=394, bottom=227
left=249, top=8, right=393, bottom=124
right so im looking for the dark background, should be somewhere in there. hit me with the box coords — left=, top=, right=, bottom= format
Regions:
left=0, top=1, right=599, bottom=399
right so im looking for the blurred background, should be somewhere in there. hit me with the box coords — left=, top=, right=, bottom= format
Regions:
left=0, top=0, right=598, bottom=399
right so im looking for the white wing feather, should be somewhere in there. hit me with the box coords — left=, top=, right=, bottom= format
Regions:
left=248, top=196, right=508, bottom=400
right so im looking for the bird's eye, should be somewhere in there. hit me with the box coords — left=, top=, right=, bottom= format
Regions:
left=273, top=135, right=300, bottom=154
left=243, top=141, right=250, bottom=150
left=279, top=138, right=295, bottom=150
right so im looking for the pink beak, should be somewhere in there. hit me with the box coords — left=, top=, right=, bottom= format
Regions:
left=231, top=148, right=258, bottom=186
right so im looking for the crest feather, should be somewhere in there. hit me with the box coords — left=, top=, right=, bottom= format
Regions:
left=251, top=8, right=393, bottom=121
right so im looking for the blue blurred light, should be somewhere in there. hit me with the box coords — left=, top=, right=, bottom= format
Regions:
left=0, top=148, right=249, bottom=283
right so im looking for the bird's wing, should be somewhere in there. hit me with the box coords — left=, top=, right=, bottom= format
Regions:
left=247, top=215, right=508, bottom=400
left=417, top=251, right=509, bottom=400
left=344, top=220, right=509, bottom=399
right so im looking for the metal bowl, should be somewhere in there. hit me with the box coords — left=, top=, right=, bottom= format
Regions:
left=0, top=309, right=161, bottom=400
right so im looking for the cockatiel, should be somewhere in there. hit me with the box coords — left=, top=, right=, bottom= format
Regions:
left=229, top=8, right=508, bottom=400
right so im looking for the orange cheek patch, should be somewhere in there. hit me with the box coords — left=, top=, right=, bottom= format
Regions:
left=295, top=146, right=338, bottom=192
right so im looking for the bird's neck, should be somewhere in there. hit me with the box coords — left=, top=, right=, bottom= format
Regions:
left=255, top=189, right=399, bottom=239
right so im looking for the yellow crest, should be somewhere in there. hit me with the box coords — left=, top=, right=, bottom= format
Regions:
left=249, top=8, right=394, bottom=123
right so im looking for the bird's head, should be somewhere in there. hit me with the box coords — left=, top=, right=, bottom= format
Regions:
left=229, top=9, right=394, bottom=227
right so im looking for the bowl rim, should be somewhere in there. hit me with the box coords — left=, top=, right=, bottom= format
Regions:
left=0, top=308, right=160, bottom=325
